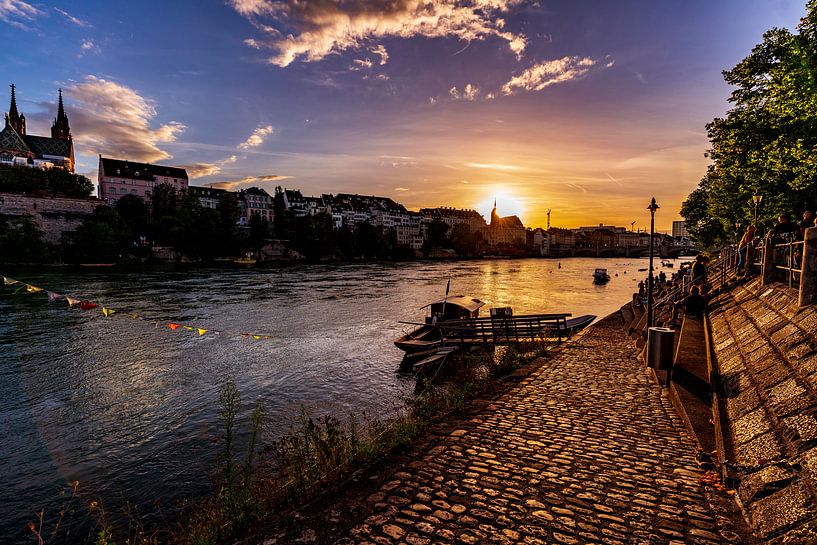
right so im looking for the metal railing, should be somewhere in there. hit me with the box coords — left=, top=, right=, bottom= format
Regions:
left=771, top=236, right=804, bottom=289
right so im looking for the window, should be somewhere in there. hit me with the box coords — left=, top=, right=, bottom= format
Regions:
left=120, top=188, right=127, bottom=194
left=131, top=189, right=137, bottom=194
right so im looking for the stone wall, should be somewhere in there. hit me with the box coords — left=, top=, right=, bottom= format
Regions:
left=0, top=192, right=99, bottom=244
left=709, top=277, right=817, bottom=543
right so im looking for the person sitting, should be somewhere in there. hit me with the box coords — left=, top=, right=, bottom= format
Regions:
left=771, top=214, right=798, bottom=238
left=799, top=210, right=815, bottom=239
left=678, top=286, right=707, bottom=319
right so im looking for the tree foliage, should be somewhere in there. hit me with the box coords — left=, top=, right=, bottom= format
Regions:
left=0, top=164, right=93, bottom=198
left=682, top=2, right=817, bottom=246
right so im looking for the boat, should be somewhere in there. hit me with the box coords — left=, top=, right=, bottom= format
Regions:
left=395, top=295, right=485, bottom=357
left=593, top=268, right=611, bottom=284
left=547, top=315, right=596, bottom=335
left=661, top=260, right=674, bottom=268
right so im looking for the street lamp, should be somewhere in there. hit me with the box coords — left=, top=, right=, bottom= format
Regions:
left=753, top=194, right=763, bottom=227
left=647, top=197, right=659, bottom=329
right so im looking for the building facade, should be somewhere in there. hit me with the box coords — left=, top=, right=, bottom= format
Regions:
left=0, top=84, right=74, bottom=171
left=239, top=187, right=272, bottom=225
left=98, top=156, right=189, bottom=206
left=672, top=220, right=688, bottom=238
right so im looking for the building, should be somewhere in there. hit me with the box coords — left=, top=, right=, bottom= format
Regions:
left=486, top=200, right=526, bottom=247
left=98, top=156, right=189, bottom=206
left=0, top=84, right=74, bottom=171
left=280, top=189, right=328, bottom=217
left=188, top=185, right=227, bottom=209
left=239, top=187, right=272, bottom=226
left=672, top=220, right=688, bottom=238
left=419, top=207, right=486, bottom=234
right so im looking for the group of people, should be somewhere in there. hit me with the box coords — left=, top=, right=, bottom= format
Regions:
left=634, top=253, right=711, bottom=324
left=736, top=210, right=815, bottom=275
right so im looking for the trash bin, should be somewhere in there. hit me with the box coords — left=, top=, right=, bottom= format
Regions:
left=647, top=327, right=675, bottom=370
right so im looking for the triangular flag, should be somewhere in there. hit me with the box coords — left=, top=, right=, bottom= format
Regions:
left=66, top=297, right=80, bottom=306
left=197, top=328, right=207, bottom=336
left=241, top=333, right=250, bottom=339
left=47, top=291, right=63, bottom=302
left=263, top=335, right=271, bottom=340
left=80, top=301, right=98, bottom=310
left=252, top=335, right=261, bottom=340
left=168, top=323, right=181, bottom=330
left=102, top=307, right=116, bottom=317
left=3, top=276, right=20, bottom=286
left=26, top=285, right=43, bottom=293
left=183, top=325, right=194, bottom=331
left=127, top=313, right=140, bottom=319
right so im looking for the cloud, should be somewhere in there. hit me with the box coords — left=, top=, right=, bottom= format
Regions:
left=395, top=187, right=409, bottom=191
left=54, top=7, right=90, bottom=27
left=350, top=58, right=373, bottom=70
left=449, top=83, right=480, bottom=101
left=502, top=56, right=606, bottom=95
left=181, top=162, right=222, bottom=178
left=0, top=0, right=42, bottom=27
left=238, top=125, right=274, bottom=149
left=230, top=0, right=527, bottom=67
left=371, top=44, right=389, bottom=65
left=50, top=75, right=186, bottom=163
left=211, top=174, right=293, bottom=191
left=79, top=39, right=101, bottom=57
left=466, top=162, right=523, bottom=171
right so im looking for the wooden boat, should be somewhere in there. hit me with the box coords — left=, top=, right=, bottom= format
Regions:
left=593, top=268, right=610, bottom=284
left=233, top=257, right=256, bottom=266
left=543, top=314, right=596, bottom=335
left=661, top=260, right=674, bottom=268
left=395, top=295, right=485, bottom=357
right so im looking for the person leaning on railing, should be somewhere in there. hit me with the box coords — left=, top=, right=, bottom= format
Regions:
left=736, top=225, right=757, bottom=276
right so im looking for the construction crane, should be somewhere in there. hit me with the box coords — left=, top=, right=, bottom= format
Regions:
left=631, top=221, right=636, bottom=232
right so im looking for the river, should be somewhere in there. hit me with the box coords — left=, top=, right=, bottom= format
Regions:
left=0, top=257, right=657, bottom=541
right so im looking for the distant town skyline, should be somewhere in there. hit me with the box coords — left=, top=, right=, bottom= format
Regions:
left=0, top=0, right=806, bottom=230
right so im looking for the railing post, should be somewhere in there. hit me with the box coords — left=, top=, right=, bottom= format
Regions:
left=799, top=227, right=817, bottom=306
left=761, top=235, right=777, bottom=286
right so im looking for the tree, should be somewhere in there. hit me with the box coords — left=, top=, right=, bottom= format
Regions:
left=0, top=214, right=54, bottom=263
left=683, top=2, right=817, bottom=244
left=68, top=205, right=131, bottom=262
left=116, top=194, right=149, bottom=238
left=0, top=164, right=93, bottom=198
left=422, top=219, right=450, bottom=256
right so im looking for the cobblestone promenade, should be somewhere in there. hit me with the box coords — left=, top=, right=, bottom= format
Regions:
left=343, top=315, right=747, bottom=545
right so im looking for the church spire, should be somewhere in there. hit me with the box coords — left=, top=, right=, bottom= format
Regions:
left=51, top=88, right=71, bottom=140
left=7, top=83, right=25, bottom=135
left=490, top=198, right=499, bottom=226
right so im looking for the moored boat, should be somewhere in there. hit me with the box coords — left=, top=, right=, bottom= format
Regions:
left=395, top=295, right=485, bottom=357
left=593, top=268, right=610, bottom=284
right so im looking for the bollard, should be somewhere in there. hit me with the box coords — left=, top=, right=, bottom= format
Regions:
left=647, top=327, right=675, bottom=387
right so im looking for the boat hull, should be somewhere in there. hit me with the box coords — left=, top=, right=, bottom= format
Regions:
left=394, top=325, right=442, bottom=357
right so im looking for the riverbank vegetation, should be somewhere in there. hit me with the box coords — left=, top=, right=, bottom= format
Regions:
left=682, top=1, right=817, bottom=247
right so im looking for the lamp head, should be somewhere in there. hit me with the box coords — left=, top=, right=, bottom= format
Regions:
left=646, top=197, right=660, bottom=212
left=752, top=194, right=762, bottom=204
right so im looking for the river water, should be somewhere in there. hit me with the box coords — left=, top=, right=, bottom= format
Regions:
left=0, top=257, right=655, bottom=541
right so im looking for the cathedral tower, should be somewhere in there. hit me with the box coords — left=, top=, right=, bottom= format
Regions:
left=7, top=83, right=26, bottom=135
left=51, top=89, right=71, bottom=140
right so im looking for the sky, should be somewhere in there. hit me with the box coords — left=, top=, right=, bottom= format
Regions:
left=0, top=0, right=808, bottom=231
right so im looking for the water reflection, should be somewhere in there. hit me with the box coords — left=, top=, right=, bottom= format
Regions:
left=0, top=257, right=651, bottom=540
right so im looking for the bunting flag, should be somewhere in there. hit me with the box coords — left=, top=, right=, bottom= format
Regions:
left=3, top=273, right=272, bottom=342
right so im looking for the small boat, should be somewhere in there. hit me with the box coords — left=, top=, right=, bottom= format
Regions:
left=593, top=268, right=611, bottom=284
left=544, top=315, right=596, bottom=335
left=661, top=260, right=674, bottom=268
left=395, top=295, right=485, bottom=357
left=234, top=255, right=256, bottom=266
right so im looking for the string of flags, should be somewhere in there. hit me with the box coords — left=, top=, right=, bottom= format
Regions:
left=3, top=274, right=273, bottom=341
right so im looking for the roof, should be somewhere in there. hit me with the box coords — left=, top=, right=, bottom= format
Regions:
left=100, top=157, right=188, bottom=180
left=0, top=125, right=31, bottom=154
left=25, top=135, right=71, bottom=158
left=188, top=185, right=227, bottom=196
left=422, top=295, right=485, bottom=312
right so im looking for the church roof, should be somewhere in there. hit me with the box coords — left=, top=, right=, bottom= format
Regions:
left=101, top=157, right=188, bottom=180
left=25, top=135, right=72, bottom=158
left=0, top=124, right=31, bottom=154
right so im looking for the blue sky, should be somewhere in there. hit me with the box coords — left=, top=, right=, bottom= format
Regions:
left=0, top=0, right=807, bottom=230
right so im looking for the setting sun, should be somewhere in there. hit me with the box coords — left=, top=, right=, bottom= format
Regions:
left=476, top=190, right=526, bottom=224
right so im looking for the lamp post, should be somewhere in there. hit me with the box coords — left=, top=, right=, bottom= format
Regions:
left=647, top=197, right=660, bottom=329
left=753, top=194, right=763, bottom=228
left=735, top=221, right=742, bottom=268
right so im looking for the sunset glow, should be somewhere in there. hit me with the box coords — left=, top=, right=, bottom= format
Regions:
left=0, top=1, right=805, bottom=231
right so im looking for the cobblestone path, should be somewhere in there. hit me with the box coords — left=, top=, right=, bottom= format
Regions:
left=344, top=316, right=747, bottom=545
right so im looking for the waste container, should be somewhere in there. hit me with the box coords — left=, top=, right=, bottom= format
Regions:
left=646, top=327, right=675, bottom=370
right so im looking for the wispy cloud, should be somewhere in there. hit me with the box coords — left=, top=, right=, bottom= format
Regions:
left=47, top=75, right=186, bottom=162
left=78, top=39, right=101, bottom=58
left=0, top=0, right=42, bottom=28
left=211, top=174, right=293, bottom=190
left=466, top=162, right=523, bottom=171
left=54, top=7, right=90, bottom=27
left=502, top=56, right=608, bottom=95
left=395, top=187, right=409, bottom=191
left=180, top=162, right=222, bottom=178
left=449, top=83, right=480, bottom=101
left=238, top=125, right=274, bottom=149
left=230, top=0, right=527, bottom=67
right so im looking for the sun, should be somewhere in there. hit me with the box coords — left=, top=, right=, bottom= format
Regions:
left=476, top=190, right=526, bottom=223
